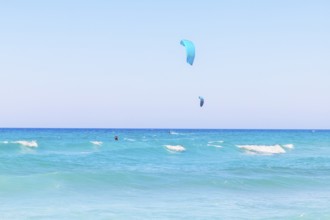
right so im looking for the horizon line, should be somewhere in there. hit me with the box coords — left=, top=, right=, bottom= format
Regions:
left=0, top=127, right=328, bottom=130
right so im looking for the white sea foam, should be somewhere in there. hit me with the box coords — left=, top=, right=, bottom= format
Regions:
left=165, top=145, right=186, bottom=152
left=13, top=140, right=38, bottom=148
left=282, top=144, right=294, bottom=149
left=1, top=141, right=9, bottom=144
left=207, top=141, right=224, bottom=148
left=90, top=141, right=103, bottom=146
left=237, top=145, right=286, bottom=155
left=169, top=131, right=179, bottom=135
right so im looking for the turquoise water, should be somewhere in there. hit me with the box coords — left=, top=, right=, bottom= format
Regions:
left=1, top=129, right=330, bottom=219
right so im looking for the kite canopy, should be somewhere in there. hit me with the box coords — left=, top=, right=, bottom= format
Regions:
left=199, top=96, right=204, bottom=107
left=180, top=39, right=195, bottom=65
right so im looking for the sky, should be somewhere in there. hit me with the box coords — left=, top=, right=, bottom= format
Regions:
left=0, top=0, right=329, bottom=129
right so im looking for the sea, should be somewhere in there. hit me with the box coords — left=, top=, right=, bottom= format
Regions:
left=0, top=129, right=330, bottom=219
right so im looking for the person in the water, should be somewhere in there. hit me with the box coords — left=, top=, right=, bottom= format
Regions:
left=114, top=136, right=119, bottom=141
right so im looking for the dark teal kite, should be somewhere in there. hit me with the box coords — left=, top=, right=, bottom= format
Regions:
left=199, top=96, right=204, bottom=107
left=180, top=39, right=195, bottom=65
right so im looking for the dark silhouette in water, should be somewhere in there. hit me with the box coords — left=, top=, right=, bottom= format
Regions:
left=114, top=136, right=119, bottom=141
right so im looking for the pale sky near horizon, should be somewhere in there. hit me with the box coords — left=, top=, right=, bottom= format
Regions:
left=0, top=0, right=329, bottom=129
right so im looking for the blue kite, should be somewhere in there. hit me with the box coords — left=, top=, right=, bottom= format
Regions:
left=180, top=39, right=195, bottom=65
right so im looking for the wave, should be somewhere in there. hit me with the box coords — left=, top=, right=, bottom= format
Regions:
left=237, top=145, right=286, bottom=155
left=165, top=145, right=186, bottom=152
left=90, top=141, right=103, bottom=146
left=1, top=140, right=39, bottom=148
left=169, top=131, right=179, bottom=135
left=207, top=141, right=223, bottom=148
left=13, top=140, right=38, bottom=148
left=282, top=144, right=294, bottom=149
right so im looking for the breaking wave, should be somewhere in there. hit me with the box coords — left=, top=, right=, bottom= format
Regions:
left=0, top=140, right=39, bottom=148
left=207, top=140, right=223, bottom=148
left=169, top=131, right=179, bottom=135
left=90, top=141, right=103, bottom=146
left=165, top=145, right=186, bottom=152
left=237, top=145, right=286, bottom=155
left=282, top=144, right=294, bottom=149
left=13, top=140, right=38, bottom=148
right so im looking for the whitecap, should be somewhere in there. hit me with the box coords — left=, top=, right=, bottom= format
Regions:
left=207, top=140, right=224, bottom=148
left=90, top=141, right=103, bottom=146
left=282, top=144, right=294, bottom=149
left=0, top=141, right=9, bottom=144
left=13, top=140, right=38, bottom=148
left=237, top=145, right=285, bottom=155
left=165, top=145, right=186, bottom=152
left=169, top=131, right=179, bottom=135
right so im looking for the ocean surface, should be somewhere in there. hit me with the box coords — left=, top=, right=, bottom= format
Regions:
left=1, top=129, right=330, bottom=219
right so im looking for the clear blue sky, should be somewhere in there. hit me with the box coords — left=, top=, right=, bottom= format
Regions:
left=0, top=0, right=329, bottom=128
